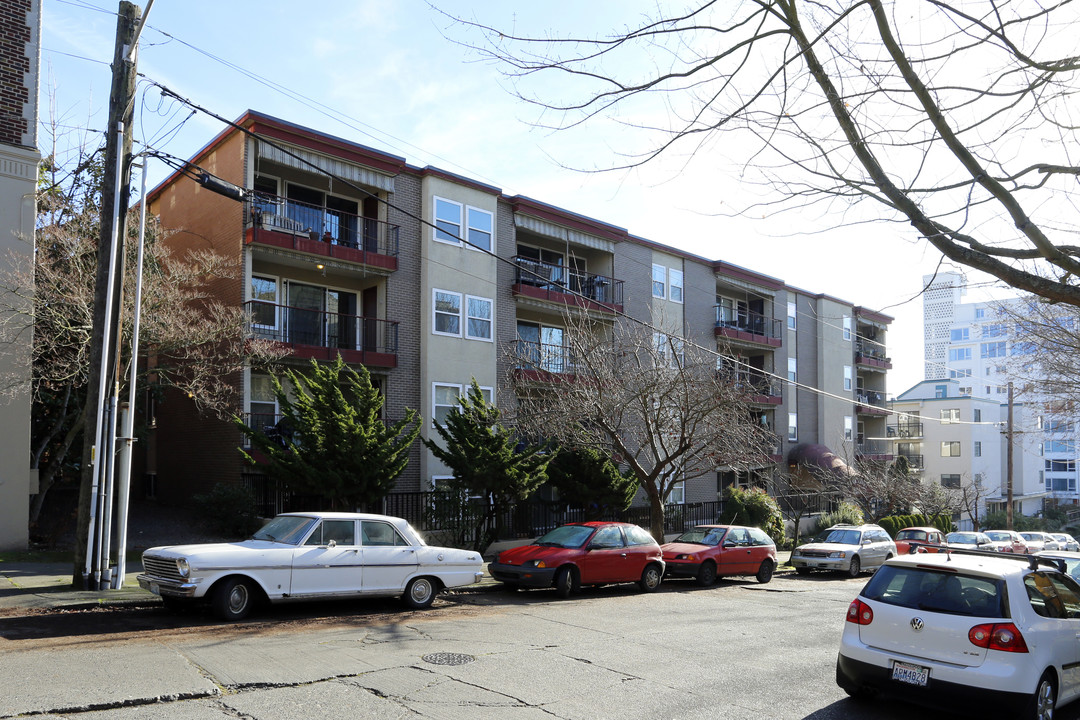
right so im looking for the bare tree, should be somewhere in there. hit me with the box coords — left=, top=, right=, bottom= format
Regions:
left=0, top=149, right=286, bottom=540
left=845, top=457, right=924, bottom=521
left=504, top=312, right=773, bottom=542
left=446, top=1, right=1080, bottom=306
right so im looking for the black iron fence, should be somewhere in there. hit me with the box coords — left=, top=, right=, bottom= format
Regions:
left=249, top=195, right=400, bottom=256
left=512, top=255, right=624, bottom=306
left=244, top=300, right=399, bottom=354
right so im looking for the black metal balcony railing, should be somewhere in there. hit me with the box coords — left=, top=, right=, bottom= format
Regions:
left=895, top=452, right=924, bottom=470
left=855, top=341, right=890, bottom=362
left=512, top=339, right=577, bottom=374
left=249, top=194, right=400, bottom=257
left=245, top=301, right=398, bottom=354
left=856, top=390, right=886, bottom=409
left=857, top=439, right=891, bottom=456
left=713, top=306, right=782, bottom=340
left=887, top=421, right=924, bottom=438
left=512, top=256, right=624, bottom=306
left=720, top=368, right=784, bottom=398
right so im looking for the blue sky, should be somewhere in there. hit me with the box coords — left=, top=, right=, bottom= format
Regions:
left=39, top=0, right=980, bottom=394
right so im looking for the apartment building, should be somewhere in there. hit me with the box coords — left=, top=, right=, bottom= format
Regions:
left=143, top=111, right=891, bottom=513
left=922, top=271, right=1071, bottom=510
left=0, top=0, right=40, bottom=549
left=890, top=379, right=1044, bottom=528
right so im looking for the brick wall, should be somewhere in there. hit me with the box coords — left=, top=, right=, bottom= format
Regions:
left=0, top=0, right=35, bottom=148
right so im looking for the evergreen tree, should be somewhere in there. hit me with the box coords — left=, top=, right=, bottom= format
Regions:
left=423, top=380, right=549, bottom=552
left=545, top=446, right=637, bottom=519
left=237, top=356, right=420, bottom=509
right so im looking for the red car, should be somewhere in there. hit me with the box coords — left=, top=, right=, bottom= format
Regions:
left=892, top=526, right=947, bottom=554
left=489, top=522, right=665, bottom=597
left=661, top=525, right=777, bottom=585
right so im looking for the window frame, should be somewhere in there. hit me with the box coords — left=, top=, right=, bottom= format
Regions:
left=842, top=315, right=852, bottom=341
left=787, top=357, right=797, bottom=382
left=844, top=415, right=853, bottom=442
left=652, top=264, right=666, bottom=299
left=941, top=441, right=962, bottom=457
left=843, top=365, right=853, bottom=391
left=250, top=275, right=280, bottom=331
left=788, top=412, right=798, bottom=441
left=432, top=382, right=462, bottom=427
left=466, top=206, right=493, bottom=253
left=787, top=301, right=797, bottom=330
left=464, top=294, right=494, bottom=341
left=433, top=196, right=464, bottom=245
left=432, top=288, right=463, bottom=337
left=669, top=268, right=684, bottom=304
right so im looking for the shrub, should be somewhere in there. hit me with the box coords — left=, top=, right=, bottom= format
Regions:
left=718, top=486, right=785, bottom=545
left=193, top=483, right=263, bottom=539
left=814, top=502, right=864, bottom=534
left=877, top=514, right=954, bottom=538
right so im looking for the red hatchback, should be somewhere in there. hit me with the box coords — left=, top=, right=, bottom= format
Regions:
left=489, top=522, right=665, bottom=598
left=661, top=525, right=777, bottom=585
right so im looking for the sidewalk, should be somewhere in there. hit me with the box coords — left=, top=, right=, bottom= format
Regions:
left=0, top=551, right=793, bottom=614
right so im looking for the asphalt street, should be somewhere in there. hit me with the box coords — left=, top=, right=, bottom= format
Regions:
left=7, top=572, right=1073, bottom=720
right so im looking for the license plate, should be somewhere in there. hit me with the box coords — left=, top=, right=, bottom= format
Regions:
left=891, top=661, right=929, bottom=687
left=149, top=582, right=160, bottom=596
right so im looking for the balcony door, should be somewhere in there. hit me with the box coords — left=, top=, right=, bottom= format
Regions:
left=286, top=283, right=357, bottom=350
left=517, top=321, right=565, bottom=373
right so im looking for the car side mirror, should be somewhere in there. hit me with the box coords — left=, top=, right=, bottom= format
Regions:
left=326, top=539, right=337, bottom=549
left=723, top=541, right=736, bottom=548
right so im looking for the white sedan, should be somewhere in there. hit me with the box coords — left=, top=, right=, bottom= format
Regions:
left=837, top=551, right=1080, bottom=720
left=138, top=512, right=484, bottom=620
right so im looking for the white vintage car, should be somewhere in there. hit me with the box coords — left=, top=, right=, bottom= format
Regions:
left=137, top=512, right=484, bottom=620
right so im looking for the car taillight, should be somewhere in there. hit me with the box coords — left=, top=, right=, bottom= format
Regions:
left=968, top=623, right=1028, bottom=653
left=846, top=598, right=873, bottom=625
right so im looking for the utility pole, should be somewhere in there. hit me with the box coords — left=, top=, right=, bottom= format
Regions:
left=74, top=1, right=141, bottom=589
left=1006, top=381, right=1014, bottom=531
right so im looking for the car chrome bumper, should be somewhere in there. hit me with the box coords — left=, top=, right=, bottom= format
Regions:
left=791, top=556, right=847, bottom=570
left=137, top=574, right=198, bottom=598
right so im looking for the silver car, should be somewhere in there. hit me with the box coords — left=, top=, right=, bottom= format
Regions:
left=1051, top=533, right=1080, bottom=552
left=1021, top=531, right=1062, bottom=553
left=791, top=524, right=897, bottom=578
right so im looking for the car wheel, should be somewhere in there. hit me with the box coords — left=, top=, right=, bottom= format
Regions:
left=756, top=559, right=775, bottom=584
left=847, top=555, right=862, bottom=578
left=639, top=563, right=662, bottom=592
left=403, top=577, right=438, bottom=609
left=795, top=566, right=812, bottom=576
left=1025, top=673, right=1056, bottom=720
left=211, top=577, right=257, bottom=621
left=696, top=561, right=717, bottom=586
left=555, top=567, right=574, bottom=599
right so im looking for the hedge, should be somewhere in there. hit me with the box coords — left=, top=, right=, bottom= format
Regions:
left=877, top=514, right=954, bottom=538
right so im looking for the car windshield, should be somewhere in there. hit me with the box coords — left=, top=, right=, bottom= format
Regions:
left=673, top=527, right=727, bottom=546
left=252, top=515, right=316, bottom=545
left=896, top=530, right=927, bottom=541
left=535, top=525, right=596, bottom=549
left=1021, top=533, right=1043, bottom=541
left=862, top=565, right=1006, bottom=618
left=985, top=531, right=1011, bottom=542
left=1053, top=535, right=1069, bottom=542
left=947, top=533, right=978, bottom=544
left=813, top=529, right=861, bottom=545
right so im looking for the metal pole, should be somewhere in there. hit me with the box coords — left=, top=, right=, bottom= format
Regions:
left=1006, top=381, right=1014, bottom=530
left=84, top=119, right=127, bottom=590
left=113, top=160, right=148, bottom=589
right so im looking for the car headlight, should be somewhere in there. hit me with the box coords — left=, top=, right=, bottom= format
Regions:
left=675, top=554, right=695, bottom=561
left=523, top=559, right=546, bottom=569
left=176, top=558, right=190, bottom=578
left=827, top=551, right=847, bottom=559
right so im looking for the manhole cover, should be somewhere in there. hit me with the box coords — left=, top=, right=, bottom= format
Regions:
left=422, top=652, right=475, bottom=666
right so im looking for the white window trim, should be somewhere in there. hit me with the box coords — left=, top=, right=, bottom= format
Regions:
left=787, top=301, right=797, bottom=330
left=464, top=294, right=494, bottom=342
left=433, top=196, right=463, bottom=246
left=432, top=382, right=462, bottom=428
left=842, top=315, right=852, bottom=341
left=432, top=288, right=463, bottom=338
left=250, top=274, right=280, bottom=331
left=787, top=357, right=797, bottom=382
left=652, top=263, right=666, bottom=299
left=844, top=415, right=853, bottom=441
left=669, top=268, right=684, bottom=304
left=466, top=206, right=494, bottom=253
left=843, top=365, right=853, bottom=391
left=788, top=412, right=798, bottom=442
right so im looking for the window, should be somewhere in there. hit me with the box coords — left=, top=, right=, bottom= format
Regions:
left=973, top=409, right=982, bottom=422
left=949, top=369, right=972, bottom=379
left=361, top=520, right=409, bottom=546
left=788, top=413, right=798, bottom=441
left=935, top=385, right=947, bottom=399
left=941, top=474, right=961, bottom=488
left=306, top=519, right=357, bottom=546
left=787, top=302, right=797, bottom=330
left=982, top=323, right=1006, bottom=338
left=950, top=328, right=970, bottom=341
left=974, top=441, right=982, bottom=457
left=975, top=308, right=985, bottom=319
left=842, top=316, right=852, bottom=341
left=941, top=441, right=961, bottom=457
left=1011, top=341, right=1036, bottom=355
left=1046, top=440, right=1076, bottom=454
left=940, top=408, right=961, bottom=424
left=465, top=295, right=493, bottom=340
left=844, top=416, right=853, bottom=441
left=653, top=332, right=685, bottom=368
left=434, top=197, right=462, bottom=244
left=949, top=348, right=972, bottom=362
left=1046, top=459, right=1077, bottom=473
left=590, top=526, right=625, bottom=548
left=466, top=207, right=493, bottom=252
left=251, top=276, right=279, bottom=329
left=432, top=383, right=460, bottom=426
left=433, top=289, right=462, bottom=336
left=652, top=264, right=666, bottom=298
left=249, top=372, right=279, bottom=432
left=843, top=365, right=852, bottom=391
left=787, top=357, right=797, bottom=382
left=959, top=387, right=971, bottom=396
left=669, top=268, right=684, bottom=303
left=668, top=480, right=686, bottom=504
left=981, top=342, right=1006, bottom=358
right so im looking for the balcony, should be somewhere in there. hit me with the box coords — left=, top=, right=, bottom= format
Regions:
left=713, top=307, right=782, bottom=348
left=856, top=390, right=888, bottom=415
left=511, top=256, right=624, bottom=314
left=510, top=340, right=579, bottom=381
left=720, top=369, right=784, bottom=405
left=895, top=451, right=924, bottom=471
left=855, top=342, right=892, bottom=370
left=887, top=421, right=924, bottom=438
left=857, top=439, right=893, bottom=462
left=246, top=301, right=398, bottom=367
left=245, top=195, right=399, bottom=273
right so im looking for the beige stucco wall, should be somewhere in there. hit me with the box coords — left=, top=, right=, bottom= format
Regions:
left=0, top=142, right=38, bottom=549
left=814, top=296, right=856, bottom=459
left=419, top=175, right=500, bottom=484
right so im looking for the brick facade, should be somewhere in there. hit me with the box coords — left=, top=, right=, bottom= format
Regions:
left=0, top=0, right=35, bottom=148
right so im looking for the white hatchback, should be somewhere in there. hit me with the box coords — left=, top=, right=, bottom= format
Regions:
left=836, top=551, right=1080, bottom=720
